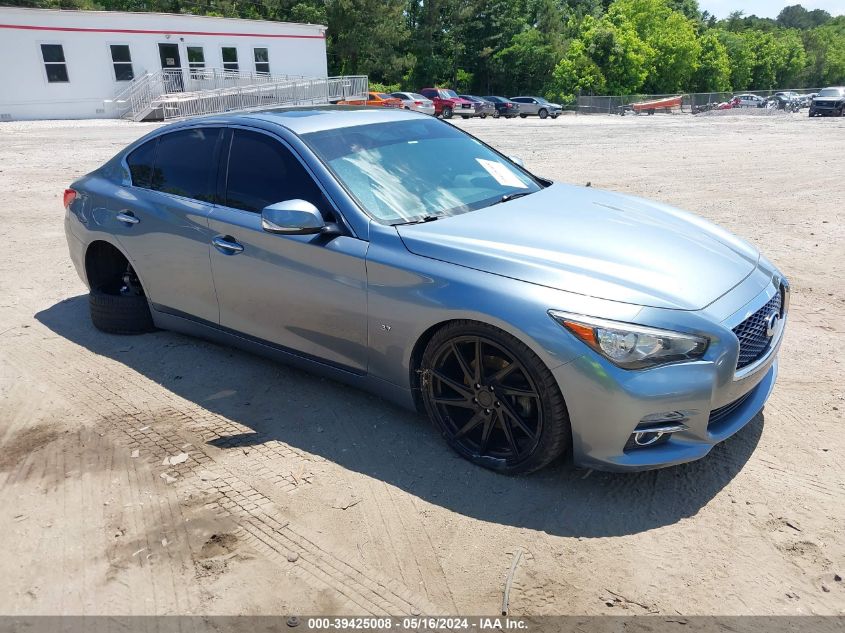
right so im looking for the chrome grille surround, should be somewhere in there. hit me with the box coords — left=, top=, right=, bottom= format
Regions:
left=732, top=289, right=783, bottom=370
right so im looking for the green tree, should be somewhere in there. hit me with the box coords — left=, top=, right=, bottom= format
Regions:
left=691, top=29, right=731, bottom=91
left=325, top=0, right=413, bottom=84
left=608, top=0, right=701, bottom=93
left=492, top=29, right=560, bottom=95
left=552, top=38, right=607, bottom=99
left=450, top=0, right=530, bottom=93
left=552, top=13, right=649, bottom=97
left=715, top=29, right=754, bottom=89
left=777, top=5, right=831, bottom=30
left=801, top=18, right=845, bottom=86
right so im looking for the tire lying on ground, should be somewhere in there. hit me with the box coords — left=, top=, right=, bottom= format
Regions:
left=89, top=288, right=155, bottom=334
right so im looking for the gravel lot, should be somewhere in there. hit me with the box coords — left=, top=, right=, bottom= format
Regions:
left=1, top=113, right=843, bottom=617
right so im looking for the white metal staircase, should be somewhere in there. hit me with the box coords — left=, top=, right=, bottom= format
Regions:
left=108, top=68, right=368, bottom=121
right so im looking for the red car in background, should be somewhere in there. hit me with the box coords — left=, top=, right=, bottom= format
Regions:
left=419, top=88, right=476, bottom=119
left=337, top=92, right=403, bottom=108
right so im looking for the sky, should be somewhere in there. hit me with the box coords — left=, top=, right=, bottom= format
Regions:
left=698, top=0, right=845, bottom=19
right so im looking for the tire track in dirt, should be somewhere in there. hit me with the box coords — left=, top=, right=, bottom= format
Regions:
left=3, top=332, right=443, bottom=615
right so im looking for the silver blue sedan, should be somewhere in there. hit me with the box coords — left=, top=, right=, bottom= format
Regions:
left=63, top=106, right=788, bottom=473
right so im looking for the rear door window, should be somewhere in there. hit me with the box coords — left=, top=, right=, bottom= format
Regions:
left=151, top=128, right=220, bottom=202
left=224, top=129, right=328, bottom=215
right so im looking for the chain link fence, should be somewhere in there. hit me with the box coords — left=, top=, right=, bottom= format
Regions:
left=574, top=88, right=821, bottom=115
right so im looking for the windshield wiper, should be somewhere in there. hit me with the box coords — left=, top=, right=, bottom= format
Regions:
left=497, top=191, right=533, bottom=204
left=394, top=214, right=442, bottom=226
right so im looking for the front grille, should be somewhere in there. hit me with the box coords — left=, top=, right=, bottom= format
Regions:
left=708, top=391, right=753, bottom=430
left=732, top=289, right=783, bottom=370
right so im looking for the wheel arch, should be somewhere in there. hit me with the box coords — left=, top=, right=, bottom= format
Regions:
left=407, top=317, right=568, bottom=413
left=84, top=239, right=148, bottom=294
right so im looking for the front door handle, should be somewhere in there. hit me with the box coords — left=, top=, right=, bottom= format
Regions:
left=116, top=211, right=139, bottom=225
left=212, top=235, right=244, bottom=254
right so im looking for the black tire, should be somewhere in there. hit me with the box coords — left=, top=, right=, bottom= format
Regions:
left=420, top=321, right=571, bottom=474
left=89, top=289, right=155, bottom=334
left=519, top=113, right=527, bottom=118
left=538, top=108, right=548, bottom=119
left=493, top=111, right=500, bottom=119
left=441, top=106, right=453, bottom=119
left=461, top=115, right=470, bottom=119
left=480, top=113, right=487, bottom=119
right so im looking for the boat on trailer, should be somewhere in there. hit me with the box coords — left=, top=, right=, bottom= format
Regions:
left=620, top=95, right=684, bottom=115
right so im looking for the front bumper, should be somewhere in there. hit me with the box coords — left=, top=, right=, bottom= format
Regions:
left=553, top=279, right=785, bottom=472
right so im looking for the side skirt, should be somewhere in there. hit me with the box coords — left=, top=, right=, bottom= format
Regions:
left=151, top=305, right=417, bottom=412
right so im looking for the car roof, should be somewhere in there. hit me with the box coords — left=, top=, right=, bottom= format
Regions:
left=166, top=105, right=425, bottom=136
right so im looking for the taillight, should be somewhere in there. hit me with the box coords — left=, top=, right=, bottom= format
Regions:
left=414, top=101, right=423, bottom=106
left=63, top=188, right=77, bottom=209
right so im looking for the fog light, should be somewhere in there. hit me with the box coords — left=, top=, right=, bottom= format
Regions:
left=626, top=414, right=690, bottom=450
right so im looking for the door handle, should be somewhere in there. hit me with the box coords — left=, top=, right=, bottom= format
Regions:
left=212, top=235, right=244, bottom=254
left=116, top=211, right=139, bottom=225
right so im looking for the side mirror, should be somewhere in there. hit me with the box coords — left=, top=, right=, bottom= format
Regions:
left=509, top=155, right=525, bottom=168
left=261, top=199, right=329, bottom=235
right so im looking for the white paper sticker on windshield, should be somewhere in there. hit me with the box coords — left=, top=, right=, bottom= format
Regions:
left=476, top=159, right=528, bottom=189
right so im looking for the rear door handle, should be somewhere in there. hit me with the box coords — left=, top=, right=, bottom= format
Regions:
left=116, top=211, right=139, bottom=225
left=212, top=235, right=244, bottom=254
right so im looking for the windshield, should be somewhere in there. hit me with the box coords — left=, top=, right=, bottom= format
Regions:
left=535, top=97, right=549, bottom=104
left=819, top=88, right=843, bottom=97
left=302, top=118, right=541, bottom=224
left=441, top=89, right=460, bottom=98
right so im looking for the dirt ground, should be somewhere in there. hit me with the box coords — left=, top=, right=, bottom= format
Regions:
left=1, top=112, right=843, bottom=618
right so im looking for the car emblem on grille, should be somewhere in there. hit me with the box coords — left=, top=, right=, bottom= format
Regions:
left=764, top=311, right=780, bottom=337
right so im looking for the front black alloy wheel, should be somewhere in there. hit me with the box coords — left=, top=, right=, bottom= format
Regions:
left=421, top=322, right=571, bottom=474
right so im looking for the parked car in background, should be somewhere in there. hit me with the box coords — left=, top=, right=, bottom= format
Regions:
left=365, top=92, right=403, bottom=108
left=809, top=87, right=845, bottom=117
left=798, top=93, right=817, bottom=108
left=419, top=88, right=475, bottom=119
left=510, top=96, right=562, bottom=119
left=734, top=94, right=767, bottom=108
left=391, top=91, right=436, bottom=116
left=460, top=95, right=496, bottom=119
left=336, top=92, right=403, bottom=108
left=767, top=93, right=800, bottom=112
left=483, top=96, right=520, bottom=118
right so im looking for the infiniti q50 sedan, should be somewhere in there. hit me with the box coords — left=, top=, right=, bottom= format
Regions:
left=63, top=106, right=788, bottom=474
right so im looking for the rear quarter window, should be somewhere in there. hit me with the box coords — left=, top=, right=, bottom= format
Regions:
left=126, top=139, right=158, bottom=188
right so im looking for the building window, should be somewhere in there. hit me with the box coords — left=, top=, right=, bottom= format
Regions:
left=187, top=46, right=205, bottom=79
left=222, top=47, right=238, bottom=72
left=110, top=45, right=134, bottom=82
left=41, top=44, right=69, bottom=83
left=254, top=48, right=270, bottom=74
left=187, top=47, right=205, bottom=71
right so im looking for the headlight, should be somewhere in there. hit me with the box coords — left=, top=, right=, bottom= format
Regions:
left=549, top=311, right=709, bottom=369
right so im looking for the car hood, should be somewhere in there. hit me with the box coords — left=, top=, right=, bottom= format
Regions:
left=395, top=183, right=759, bottom=310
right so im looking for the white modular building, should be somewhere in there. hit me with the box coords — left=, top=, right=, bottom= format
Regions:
left=0, top=7, right=329, bottom=120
